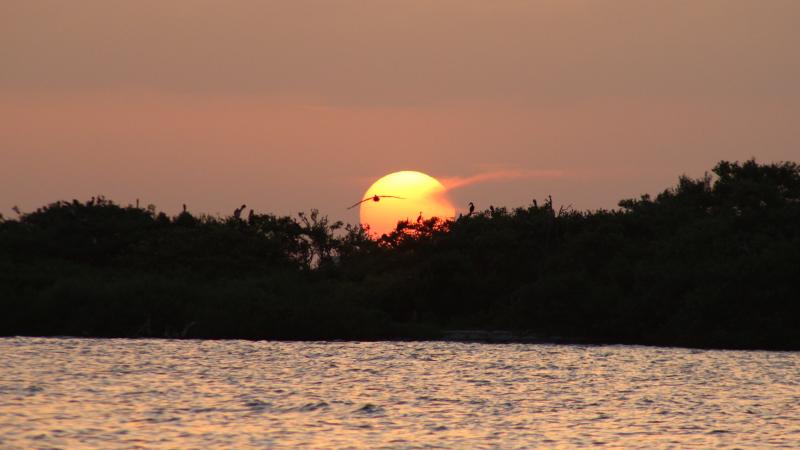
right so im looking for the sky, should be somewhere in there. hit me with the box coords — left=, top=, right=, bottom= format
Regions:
left=2, top=1, right=799, bottom=224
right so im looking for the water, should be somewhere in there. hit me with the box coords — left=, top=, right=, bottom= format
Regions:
left=0, top=338, right=798, bottom=449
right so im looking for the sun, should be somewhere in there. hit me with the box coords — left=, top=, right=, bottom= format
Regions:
left=359, top=171, right=456, bottom=236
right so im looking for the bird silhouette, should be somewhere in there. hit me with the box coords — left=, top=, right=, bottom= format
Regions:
left=233, top=204, right=246, bottom=219
left=468, top=202, right=475, bottom=216
left=347, top=195, right=405, bottom=210
left=416, top=211, right=423, bottom=223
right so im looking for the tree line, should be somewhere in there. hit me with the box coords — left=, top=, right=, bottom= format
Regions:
left=1, top=160, right=798, bottom=349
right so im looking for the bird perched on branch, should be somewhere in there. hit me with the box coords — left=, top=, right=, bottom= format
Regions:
left=347, top=195, right=405, bottom=210
left=233, top=204, right=246, bottom=219
left=468, top=202, right=475, bottom=216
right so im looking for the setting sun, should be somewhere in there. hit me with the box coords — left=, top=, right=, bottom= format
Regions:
left=359, top=171, right=456, bottom=236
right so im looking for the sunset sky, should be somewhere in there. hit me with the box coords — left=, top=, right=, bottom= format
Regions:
left=2, top=1, right=799, bottom=224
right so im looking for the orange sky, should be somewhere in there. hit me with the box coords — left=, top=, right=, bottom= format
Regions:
left=2, top=1, right=799, bottom=223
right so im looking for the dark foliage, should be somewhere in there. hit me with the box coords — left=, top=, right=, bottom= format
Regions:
left=1, top=160, right=799, bottom=349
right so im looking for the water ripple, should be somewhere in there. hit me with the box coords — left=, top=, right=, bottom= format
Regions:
left=0, top=338, right=798, bottom=448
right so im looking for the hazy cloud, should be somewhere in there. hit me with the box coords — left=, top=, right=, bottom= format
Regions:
left=442, top=170, right=565, bottom=190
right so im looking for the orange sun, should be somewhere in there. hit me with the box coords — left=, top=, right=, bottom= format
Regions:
left=359, top=171, right=456, bottom=236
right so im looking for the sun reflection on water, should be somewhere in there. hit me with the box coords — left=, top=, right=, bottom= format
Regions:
left=0, top=338, right=798, bottom=448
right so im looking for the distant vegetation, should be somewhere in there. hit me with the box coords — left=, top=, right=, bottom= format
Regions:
left=1, top=160, right=799, bottom=350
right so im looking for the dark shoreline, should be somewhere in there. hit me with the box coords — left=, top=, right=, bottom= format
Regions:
left=2, top=160, right=799, bottom=351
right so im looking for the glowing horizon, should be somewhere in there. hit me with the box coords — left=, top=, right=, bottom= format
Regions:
left=359, top=171, right=455, bottom=236
left=2, top=2, right=798, bottom=222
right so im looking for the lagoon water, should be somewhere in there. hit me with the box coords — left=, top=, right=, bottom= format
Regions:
left=0, top=338, right=798, bottom=449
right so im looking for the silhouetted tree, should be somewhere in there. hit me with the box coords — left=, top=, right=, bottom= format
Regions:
left=1, top=160, right=798, bottom=349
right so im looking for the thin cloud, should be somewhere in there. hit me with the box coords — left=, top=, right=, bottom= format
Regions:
left=441, top=169, right=564, bottom=190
